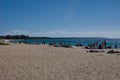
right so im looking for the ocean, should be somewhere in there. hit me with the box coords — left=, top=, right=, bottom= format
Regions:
left=13, top=38, right=120, bottom=48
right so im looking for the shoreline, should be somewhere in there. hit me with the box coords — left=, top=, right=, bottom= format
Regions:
left=10, top=38, right=120, bottom=49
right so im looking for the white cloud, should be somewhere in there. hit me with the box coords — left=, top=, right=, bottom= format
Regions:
left=2, top=29, right=120, bottom=38
left=3, top=30, right=32, bottom=36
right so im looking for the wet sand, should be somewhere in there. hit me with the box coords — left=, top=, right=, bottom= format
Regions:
left=0, top=44, right=120, bottom=80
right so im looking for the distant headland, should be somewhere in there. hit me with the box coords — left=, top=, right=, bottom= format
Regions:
left=0, top=35, right=119, bottom=39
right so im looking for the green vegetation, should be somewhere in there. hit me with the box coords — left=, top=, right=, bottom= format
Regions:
left=0, top=35, right=29, bottom=39
left=0, top=35, right=50, bottom=39
left=0, top=42, right=9, bottom=45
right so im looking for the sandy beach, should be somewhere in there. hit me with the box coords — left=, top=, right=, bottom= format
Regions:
left=0, top=44, right=120, bottom=80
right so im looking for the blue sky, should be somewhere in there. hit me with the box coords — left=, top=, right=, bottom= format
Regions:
left=0, top=0, right=120, bottom=38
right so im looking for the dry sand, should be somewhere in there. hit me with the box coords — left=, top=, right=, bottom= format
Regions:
left=0, top=44, right=120, bottom=80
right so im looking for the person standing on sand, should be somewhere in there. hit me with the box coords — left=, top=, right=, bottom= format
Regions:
left=42, top=39, right=45, bottom=45
left=102, top=40, right=107, bottom=49
left=95, top=41, right=99, bottom=49
left=59, top=40, right=62, bottom=47
left=53, top=41, right=56, bottom=46
left=114, top=41, right=118, bottom=49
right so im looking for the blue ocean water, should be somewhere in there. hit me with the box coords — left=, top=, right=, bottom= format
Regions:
left=14, top=38, right=120, bottom=48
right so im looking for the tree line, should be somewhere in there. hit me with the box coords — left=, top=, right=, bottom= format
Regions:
left=0, top=35, right=50, bottom=39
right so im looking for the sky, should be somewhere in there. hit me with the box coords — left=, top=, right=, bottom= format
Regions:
left=0, top=0, right=120, bottom=38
